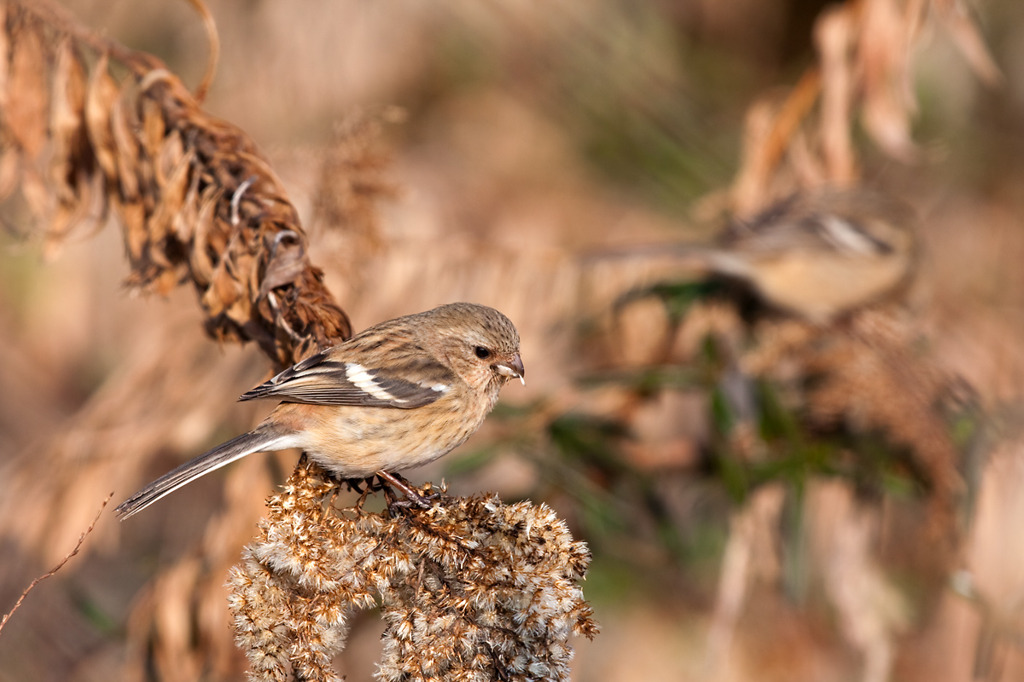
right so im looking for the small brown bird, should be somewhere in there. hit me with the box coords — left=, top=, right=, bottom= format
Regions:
left=588, top=187, right=918, bottom=323
left=116, top=303, right=524, bottom=520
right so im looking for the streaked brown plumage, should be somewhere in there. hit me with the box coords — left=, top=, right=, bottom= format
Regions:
left=116, top=303, right=524, bottom=520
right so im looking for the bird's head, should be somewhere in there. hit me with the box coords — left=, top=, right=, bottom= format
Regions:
left=425, top=302, right=524, bottom=393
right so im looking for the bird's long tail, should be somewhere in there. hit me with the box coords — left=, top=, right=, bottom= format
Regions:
left=115, top=427, right=297, bottom=520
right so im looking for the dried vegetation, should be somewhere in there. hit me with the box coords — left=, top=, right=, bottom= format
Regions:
left=1, top=0, right=1023, bottom=681
left=0, top=0, right=595, bottom=679
left=0, top=0, right=351, bottom=364
left=230, top=459, right=596, bottom=682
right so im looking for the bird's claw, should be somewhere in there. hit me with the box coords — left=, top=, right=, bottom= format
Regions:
left=376, top=470, right=439, bottom=512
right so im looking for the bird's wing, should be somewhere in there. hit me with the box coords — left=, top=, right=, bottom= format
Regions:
left=723, top=190, right=901, bottom=257
left=239, top=349, right=455, bottom=408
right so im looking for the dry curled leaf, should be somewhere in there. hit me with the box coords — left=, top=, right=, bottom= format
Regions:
left=1, top=0, right=353, bottom=367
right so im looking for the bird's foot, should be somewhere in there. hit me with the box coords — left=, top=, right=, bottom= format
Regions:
left=376, top=470, right=441, bottom=512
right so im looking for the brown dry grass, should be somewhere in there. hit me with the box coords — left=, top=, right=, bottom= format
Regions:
left=2, top=0, right=1024, bottom=681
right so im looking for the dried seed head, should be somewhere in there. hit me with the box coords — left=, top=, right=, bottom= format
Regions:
left=227, top=460, right=598, bottom=681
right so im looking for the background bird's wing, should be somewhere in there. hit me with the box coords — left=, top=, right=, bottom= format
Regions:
left=239, top=349, right=454, bottom=408
left=722, top=190, right=902, bottom=256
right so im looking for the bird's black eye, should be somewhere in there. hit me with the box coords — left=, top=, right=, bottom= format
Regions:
left=474, top=346, right=491, bottom=360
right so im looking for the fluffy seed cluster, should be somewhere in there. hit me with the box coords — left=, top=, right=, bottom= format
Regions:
left=227, top=460, right=598, bottom=682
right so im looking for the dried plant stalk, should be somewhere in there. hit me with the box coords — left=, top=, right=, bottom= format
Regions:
left=0, top=493, right=111, bottom=636
left=228, top=459, right=598, bottom=682
left=731, top=0, right=1000, bottom=212
left=2, top=0, right=351, bottom=367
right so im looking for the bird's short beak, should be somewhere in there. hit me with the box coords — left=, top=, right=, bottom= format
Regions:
left=495, top=353, right=526, bottom=385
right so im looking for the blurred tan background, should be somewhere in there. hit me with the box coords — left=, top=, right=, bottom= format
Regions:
left=3, top=1, right=1024, bottom=680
